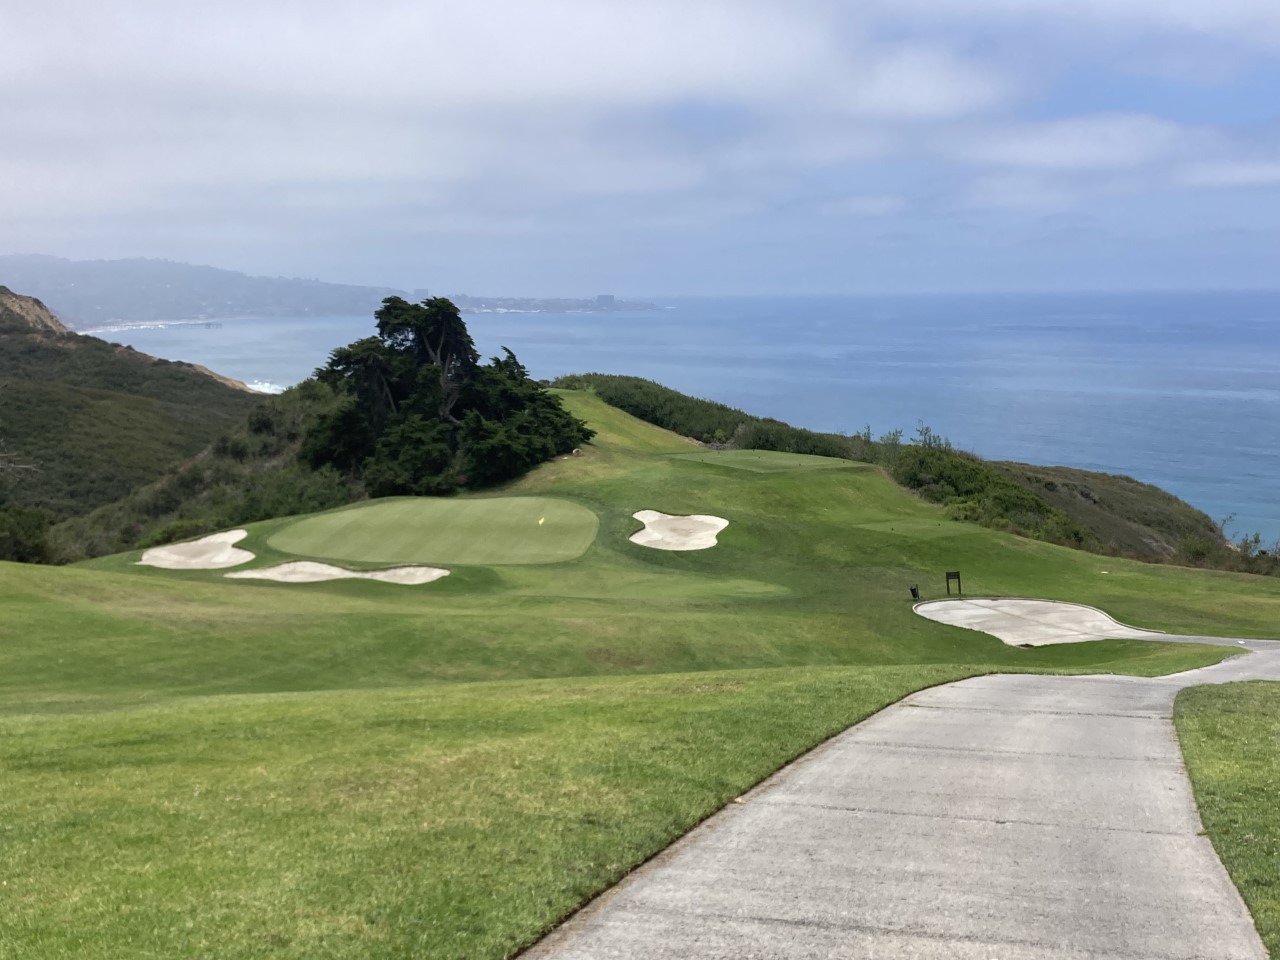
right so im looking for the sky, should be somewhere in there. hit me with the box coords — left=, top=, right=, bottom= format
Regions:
left=2, top=1, right=1279, bottom=295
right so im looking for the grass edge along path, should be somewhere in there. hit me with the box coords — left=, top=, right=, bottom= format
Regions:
left=0, top=656, right=1231, bottom=960
left=1176, top=681, right=1280, bottom=959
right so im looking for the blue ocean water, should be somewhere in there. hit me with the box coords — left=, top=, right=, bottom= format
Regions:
left=95, top=291, right=1280, bottom=541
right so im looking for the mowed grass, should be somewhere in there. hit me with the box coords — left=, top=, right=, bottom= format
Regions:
left=3, top=390, right=1279, bottom=958
left=669, top=449, right=857, bottom=472
left=265, top=495, right=599, bottom=566
left=1175, top=682, right=1280, bottom=958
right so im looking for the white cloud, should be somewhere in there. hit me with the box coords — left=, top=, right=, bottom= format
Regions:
left=956, top=115, right=1192, bottom=171
left=1179, top=161, right=1280, bottom=187
left=819, top=194, right=905, bottom=217
left=962, top=174, right=1080, bottom=210
left=0, top=0, right=1011, bottom=234
left=872, top=0, right=1280, bottom=47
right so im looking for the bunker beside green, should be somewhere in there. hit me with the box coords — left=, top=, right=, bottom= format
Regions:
left=266, top=495, right=599, bottom=566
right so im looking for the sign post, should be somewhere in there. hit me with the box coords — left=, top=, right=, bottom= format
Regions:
left=946, top=571, right=962, bottom=596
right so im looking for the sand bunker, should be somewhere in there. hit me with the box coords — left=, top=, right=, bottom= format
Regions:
left=630, top=510, right=729, bottom=551
left=138, top=530, right=253, bottom=570
left=915, top=597, right=1165, bottom=647
left=225, top=561, right=449, bottom=585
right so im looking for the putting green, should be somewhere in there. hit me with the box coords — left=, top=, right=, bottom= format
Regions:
left=671, top=449, right=857, bottom=473
left=267, top=496, right=599, bottom=566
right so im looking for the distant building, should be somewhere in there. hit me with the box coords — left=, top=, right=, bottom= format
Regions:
left=595, top=294, right=615, bottom=307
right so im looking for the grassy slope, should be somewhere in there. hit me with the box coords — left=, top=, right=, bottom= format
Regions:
left=994, top=461, right=1224, bottom=558
left=3, top=391, right=1278, bottom=958
left=0, top=320, right=257, bottom=519
left=1175, top=682, right=1280, bottom=958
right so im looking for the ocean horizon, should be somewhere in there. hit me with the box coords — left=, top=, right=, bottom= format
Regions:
left=95, top=290, right=1280, bottom=543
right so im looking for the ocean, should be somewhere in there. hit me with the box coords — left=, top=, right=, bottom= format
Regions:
left=87, top=291, right=1280, bottom=542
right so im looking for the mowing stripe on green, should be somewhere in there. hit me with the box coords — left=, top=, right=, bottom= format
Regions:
left=267, top=496, right=599, bottom=565
left=670, top=450, right=857, bottom=473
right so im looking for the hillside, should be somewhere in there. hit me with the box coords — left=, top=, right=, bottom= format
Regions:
left=992, top=462, right=1227, bottom=560
left=554, top=373, right=1266, bottom=575
left=4, top=389, right=1279, bottom=958
left=0, top=287, right=259, bottom=556
left=0, top=254, right=408, bottom=327
left=51, top=298, right=591, bottom=561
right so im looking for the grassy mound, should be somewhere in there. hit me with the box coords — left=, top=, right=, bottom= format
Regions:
left=3, top=389, right=1279, bottom=959
left=266, top=496, right=599, bottom=566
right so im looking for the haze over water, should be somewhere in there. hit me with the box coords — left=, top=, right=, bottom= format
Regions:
left=103, top=290, right=1280, bottom=543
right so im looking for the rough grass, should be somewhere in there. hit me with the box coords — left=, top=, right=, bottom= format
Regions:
left=265, top=496, right=600, bottom=566
left=1175, top=682, right=1280, bottom=958
left=1, top=390, right=1277, bottom=958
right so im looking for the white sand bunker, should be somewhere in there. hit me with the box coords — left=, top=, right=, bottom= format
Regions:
left=915, top=598, right=1165, bottom=647
left=138, top=530, right=253, bottom=570
left=630, top=510, right=729, bottom=551
left=225, top=561, right=449, bottom=585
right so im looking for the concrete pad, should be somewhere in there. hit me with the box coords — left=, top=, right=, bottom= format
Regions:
left=629, top=510, right=728, bottom=551
left=915, top=597, right=1166, bottom=646
left=137, top=529, right=253, bottom=570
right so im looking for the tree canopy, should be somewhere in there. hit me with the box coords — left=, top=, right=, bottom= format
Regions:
left=304, top=297, right=592, bottom=495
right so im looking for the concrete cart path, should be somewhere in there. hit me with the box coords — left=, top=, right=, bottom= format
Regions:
left=525, top=635, right=1280, bottom=959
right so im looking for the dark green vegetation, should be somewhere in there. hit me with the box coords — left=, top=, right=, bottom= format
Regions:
left=1176, top=682, right=1280, bottom=958
left=49, top=381, right=355, bottom=561
left=50, top=299, right=592, bottom=560
left=304, top=297, right=591, bottom=496
left=0, top=289, right=257, bottom=561
left=4, top=393, right=1278, bottom=958
left=993, top=462, right=1274, bottom=572
left=557, top=373, right=1276, bottom=575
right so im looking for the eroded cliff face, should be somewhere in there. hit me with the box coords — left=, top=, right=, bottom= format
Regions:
left=0, top=286, right=71, bottom=335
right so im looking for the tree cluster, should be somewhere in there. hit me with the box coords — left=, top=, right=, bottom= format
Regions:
left=304, top=297, right=592, bottom=495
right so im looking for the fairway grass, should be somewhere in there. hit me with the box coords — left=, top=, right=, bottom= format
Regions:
left=4, top=389, right=1280, bottom=958
left=1176, top=681, right=1280, bottom=959
left=669, top=449, right=858, bottom=472
left=266, top=495, right=599, bottom=566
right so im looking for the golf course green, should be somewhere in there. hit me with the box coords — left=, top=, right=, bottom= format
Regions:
left=3, top=389, right=1280, bottom=960
left=266, top=495, right=599, bottom=566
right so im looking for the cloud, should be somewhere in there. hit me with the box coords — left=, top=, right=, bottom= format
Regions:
left=0, top=1, right=1009, bottom=232
left=871, top=0, right=1280, bottom=47
left=1179, top=161, right=1280, bottom=187
left=955, top=115, right=1194, bottom=171
left=961, top=174, right=1080, bottom=211
left=0, top=2, right=1278, bottom=291
left=819, top=194, right=905, bottom=217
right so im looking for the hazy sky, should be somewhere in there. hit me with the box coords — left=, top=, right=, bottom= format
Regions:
left=3, top=1, right=1279, bottom=294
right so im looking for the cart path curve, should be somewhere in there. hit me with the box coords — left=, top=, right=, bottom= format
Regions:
left=524, top=633, right=1280, bottom=959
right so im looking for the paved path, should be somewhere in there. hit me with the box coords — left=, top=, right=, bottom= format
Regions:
left=525, top=632, right=1280, bottom=959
